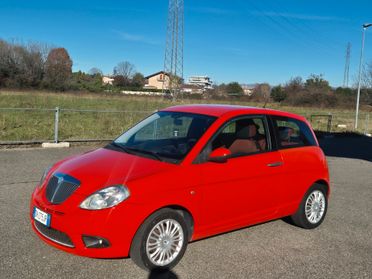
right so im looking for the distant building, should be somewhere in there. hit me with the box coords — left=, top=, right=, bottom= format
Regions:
left=188, top=76, right=213, bottom=90
left=182, top=84, right=204, bottom=94
left=102, top=76, right=114, bottom=85
left=240, top=84, right=256, bottom=96
left=145, top=71, right=170, bottom=90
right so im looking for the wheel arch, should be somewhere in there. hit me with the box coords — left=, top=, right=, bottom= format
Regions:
left=166, top=205, right=195, bottom=241
left=131, top=204, right=195, bottom=249
left=314, top=179, right=330, bottom=197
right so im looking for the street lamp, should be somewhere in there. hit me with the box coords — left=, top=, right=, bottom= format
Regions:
left=355, top=23, right=372, bottom=130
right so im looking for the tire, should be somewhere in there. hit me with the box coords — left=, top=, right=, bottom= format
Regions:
left=130, top=208, right=189, bottom=271
left=290, top=184, right=328, bottom=229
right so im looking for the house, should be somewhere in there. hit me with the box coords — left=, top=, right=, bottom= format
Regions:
left=182, top=84, right=204, bottom=94
left=188, top=76, right=213, bottom=90
left=144, top=71, right=170, bottom=90
left=240, top=84, right=256, bottom=96
left=102, top=76, right=115, bottom=85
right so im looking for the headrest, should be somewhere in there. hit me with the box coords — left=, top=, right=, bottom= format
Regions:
left=236, top=124, right=257, bottom=139
left=278, top=127, right=294, bottom=141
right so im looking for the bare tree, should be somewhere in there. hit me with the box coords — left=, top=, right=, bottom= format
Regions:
left=360, top=62, right=372, bottom=89
left=113, top=61, right=135, bottom=79
left=253, top=83, right=271, bottom=107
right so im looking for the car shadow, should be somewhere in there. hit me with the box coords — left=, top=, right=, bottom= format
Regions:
left=317, top=132, right=372, bottom=162
left=148, top=269, right=178, bottom=279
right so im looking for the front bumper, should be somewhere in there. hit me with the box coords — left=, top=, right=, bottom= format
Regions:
left=30, top=190, right=140, bottom=258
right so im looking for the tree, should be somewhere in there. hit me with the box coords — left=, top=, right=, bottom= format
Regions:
left=226, top=82, right=244, bottom=95
left=0, top=40, right=46, bottom=88
left=113, top=75, right=130, bottom=87
left=88, top=67, right=103, bottom=76
left=271, top=85, right=287, bottom=102
left=285, top=76, right=304, bottom=93
left=0, top=40, right=15, bottom=86
left=360, top=62, right=372, bottom=89
left=18, top=43, right=45, bottom=87
left=305, top=74, right=331, bottom=93
left=44, top=48, right=72, bottom=90
left=253, top=83, right=271, bottom=107
left=131, top=72, right=146, bottom=89
left=113, top=61, right=135, bottom=79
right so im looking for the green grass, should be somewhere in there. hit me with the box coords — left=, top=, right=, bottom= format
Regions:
left=0, top=90, right=371, bottom=142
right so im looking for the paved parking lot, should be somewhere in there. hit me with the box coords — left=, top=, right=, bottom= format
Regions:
left=1, top=143, right=371, bottom=279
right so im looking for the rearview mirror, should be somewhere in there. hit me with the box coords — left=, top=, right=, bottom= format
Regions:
left=208, top=147, right=231, bottom=163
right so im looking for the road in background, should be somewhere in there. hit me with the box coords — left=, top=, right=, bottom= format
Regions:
left=0, top=145, right=371, bottom=279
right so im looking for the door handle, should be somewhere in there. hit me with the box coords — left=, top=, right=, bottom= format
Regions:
left=267, top=162, right=283, bottom=167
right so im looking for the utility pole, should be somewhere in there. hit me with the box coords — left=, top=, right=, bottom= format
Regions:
left=343, top=42, right=351, bottom=88
left=163, top=0, right=184, bottom=101
left=355, top=23, right=372, bottom=129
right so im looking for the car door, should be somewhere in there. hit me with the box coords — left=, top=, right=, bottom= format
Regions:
left=195, top=115, right=285, bottom=236
left=270, top=116, right=321, bottom=216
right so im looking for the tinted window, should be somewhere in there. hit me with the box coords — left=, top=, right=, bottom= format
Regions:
left=272, top=116, right=317, bottom=148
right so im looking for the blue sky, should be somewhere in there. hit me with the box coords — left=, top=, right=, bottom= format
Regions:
left=1, top=0, right=371, bottom=87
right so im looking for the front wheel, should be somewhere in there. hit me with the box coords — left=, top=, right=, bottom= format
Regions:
left=290, top=184, right=328, bottom=229
left=130, top=209, right=189, bottom=271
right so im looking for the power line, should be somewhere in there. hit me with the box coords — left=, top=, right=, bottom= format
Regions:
left=248, top=0, right=343, bottom=56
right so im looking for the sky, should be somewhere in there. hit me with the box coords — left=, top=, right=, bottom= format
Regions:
left=1, top=0, right=372, bottom=87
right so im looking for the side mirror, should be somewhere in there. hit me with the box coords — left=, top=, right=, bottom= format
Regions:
left=208, top=147, right=231, bottom=163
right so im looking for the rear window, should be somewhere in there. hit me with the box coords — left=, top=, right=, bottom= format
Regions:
left=272, top=116, right=317, bottom=148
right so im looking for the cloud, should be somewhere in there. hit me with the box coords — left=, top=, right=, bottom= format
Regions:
left=251, top=11, right=346, bottom=22
left=113, top=30, right=160, bottom=45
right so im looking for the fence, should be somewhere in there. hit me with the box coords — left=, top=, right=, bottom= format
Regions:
left=0, top=107, right=152, bottom=144
left=0, top=107, right=371, bottom=144
left=308, top=112, right=371, bottom=134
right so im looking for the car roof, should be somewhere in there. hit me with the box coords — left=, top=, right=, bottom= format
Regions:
left=162, top=104, right=306, bottom=121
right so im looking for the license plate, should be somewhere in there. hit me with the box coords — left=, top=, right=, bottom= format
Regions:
left=33, top=207, right=51, bottom=227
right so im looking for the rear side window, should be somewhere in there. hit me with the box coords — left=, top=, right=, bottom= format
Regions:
left=272, top=116, right=317, bottom=148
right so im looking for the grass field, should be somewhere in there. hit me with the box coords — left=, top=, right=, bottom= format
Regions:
left=0, top=90, right=371, bottom=142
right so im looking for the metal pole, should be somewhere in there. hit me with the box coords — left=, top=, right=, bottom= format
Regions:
left=365, top=113, right=370, bottom=135
left=54, top=107, right=59, bottom=143
left=327, top=113, right=332, bottom=133
left=355, top=28, right=366, bottom=130
left=355, top=23, right=372, bottom=129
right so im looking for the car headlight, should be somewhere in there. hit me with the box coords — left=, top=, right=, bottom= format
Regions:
left=80, top=185, right=130, bottom=210
left=39, top=166, right=52, bottom=188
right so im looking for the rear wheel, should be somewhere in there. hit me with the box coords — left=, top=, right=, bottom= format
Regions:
left=290, top=184, right=328, bottom=229
left=130, top=208, right=189, bottom=271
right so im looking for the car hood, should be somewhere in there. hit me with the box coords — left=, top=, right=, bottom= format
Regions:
left=52, top=147, right=175, bottom=195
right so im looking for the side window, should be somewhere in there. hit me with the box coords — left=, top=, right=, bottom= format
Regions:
left=207, top=116, right=269, bottom=159
left=272, top=117, right=317, bottom=148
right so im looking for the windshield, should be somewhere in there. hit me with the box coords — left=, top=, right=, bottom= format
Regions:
left=109, top=111, right=216, bottom=164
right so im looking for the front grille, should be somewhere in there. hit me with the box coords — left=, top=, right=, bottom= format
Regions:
left=34, top=220, right=74, bottom=248
left=45, top=173, right=80, bottom=204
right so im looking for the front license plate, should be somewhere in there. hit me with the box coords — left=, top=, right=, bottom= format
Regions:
left=33, top=207, right=51, bottom=227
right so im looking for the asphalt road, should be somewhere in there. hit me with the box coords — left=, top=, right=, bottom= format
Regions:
left=1, top=145, right=371, bottom=279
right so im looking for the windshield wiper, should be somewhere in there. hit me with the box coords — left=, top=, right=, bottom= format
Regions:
left=110, top=142, right=163, bottom=162
left=125, top=147, right=164, bottom=162
left=110, top=142, right=135, bottom=155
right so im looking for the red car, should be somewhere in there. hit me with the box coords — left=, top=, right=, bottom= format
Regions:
left=30, top=105, right=330, bottom=270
